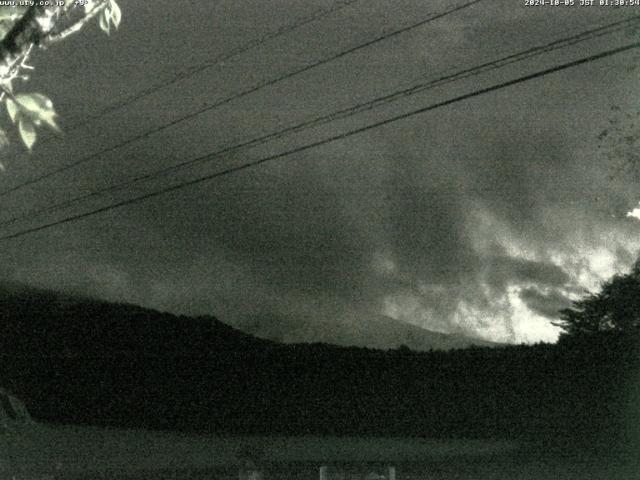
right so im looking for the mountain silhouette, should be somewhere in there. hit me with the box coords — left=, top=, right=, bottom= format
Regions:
left=0, top=280, right=634, bottom=454
left=235, top=310, right=498, bottom=351
left=0, top=281, right=271, bottom=357
left=0, top=281, right=495, bottom=354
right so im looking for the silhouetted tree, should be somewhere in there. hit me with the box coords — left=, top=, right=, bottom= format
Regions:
left=555, top=257, right=640, bottom=337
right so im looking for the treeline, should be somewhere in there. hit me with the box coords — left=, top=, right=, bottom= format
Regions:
left=0, top=288, right=638, bottom=455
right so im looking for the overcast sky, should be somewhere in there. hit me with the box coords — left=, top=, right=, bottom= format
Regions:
left=1, top=0, right=640, bottom=344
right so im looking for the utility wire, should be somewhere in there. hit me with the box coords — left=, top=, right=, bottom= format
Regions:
left=0, top=0, right=485, bottom=199
left=1, top=15, right=637, bottom=230
left=42, top=0, right=363, bottom=136
left=1, top=40, right=637, bottom=242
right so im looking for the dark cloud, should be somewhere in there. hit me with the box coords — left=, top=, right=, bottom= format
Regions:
left=485, top=254, right=570, bottom=292
left=1, top=0, right=639, bottom=344
left=519, top=287, right=572, bottom=320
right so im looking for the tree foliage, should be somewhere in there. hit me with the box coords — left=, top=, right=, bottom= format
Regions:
left=0, top=1, right=120, bottom=161
left=554, top=257, right=640, bottom=337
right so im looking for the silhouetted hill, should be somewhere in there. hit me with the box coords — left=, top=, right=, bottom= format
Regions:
left=0, top=282, right=271, bottom=357
left=0, top=283, right=637, bottom=457
left=0, top=282, right=496, bottom=355
left=236, top=310, right=499, bottom=351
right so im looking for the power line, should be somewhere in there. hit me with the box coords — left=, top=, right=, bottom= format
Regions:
left=41, top=0, right=364, bottom=137
left=1, top=15, right=637, bottom=230
left=0, top=0, right=485, bottom=199
left=1, top=40, right=637, bottom=242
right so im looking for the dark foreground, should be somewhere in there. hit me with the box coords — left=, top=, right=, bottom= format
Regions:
left=49, top=438, right=640, bottom=480
left=60, top=454, right=640, bottom=480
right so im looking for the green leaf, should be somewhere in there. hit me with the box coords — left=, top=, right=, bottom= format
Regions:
left=109, top=0, right=121, bottom=29
left=18, top=118, right=36, bottom=151
left=99, top=9, right=110, bottom=34
left=0, top=21, right=11, bottom=40
left=0, top=6, right=27, bottom=22
left=0, top=8, right=13, bottom=21
left=44, top=115, right=59, bottom=132
left=14, top=93, right=59, bottom=132
left=1, top=78, right=13, bottom=95
left=15, top=93, right=53, bottom=113
left=40, top=113, right=60, bottom=133
left=5, top=98, right=17, bottom=123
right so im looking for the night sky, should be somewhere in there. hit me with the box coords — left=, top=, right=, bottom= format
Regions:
left=1, top=0, right=640, bottom=344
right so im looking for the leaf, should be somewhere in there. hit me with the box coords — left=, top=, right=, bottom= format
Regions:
left=18, top=118, right=36, bottom=151
left=109, top=0, right=121, bottom=29
left=0, top=6, right=27, bottom=22
left=15, top=93, right=53, bottom=113
left=99, top=9, right=110, bottom=34
left=41, top=114, right=60, bottom=133
left=0, top=22, right=10, bottom=40
left=14, top=93, right=59, bottom=132
left=0, top=8, right=13, bottom=21
left=1, top=78, right=13, bottom=95
left=5, top=98, right=17, bottom=123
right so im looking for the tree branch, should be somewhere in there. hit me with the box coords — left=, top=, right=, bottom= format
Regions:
left=45, top=2, right=109, bottom=44
left=0, top=6, right=56, bottom=78
left=0, top=2, right=110, bottom=80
